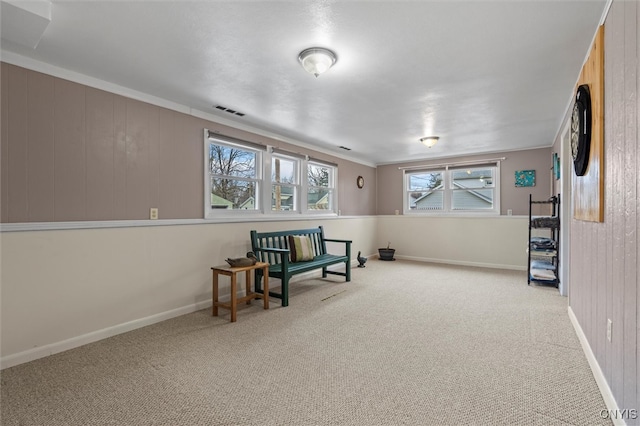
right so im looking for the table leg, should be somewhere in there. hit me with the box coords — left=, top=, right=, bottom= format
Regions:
left=230, top=272, right=237, bottom=322
left=263, top=266, right=269, bottom=310
left=212, top=270, right=219, bottom=317
left=245, top=270, right=252, bottom=305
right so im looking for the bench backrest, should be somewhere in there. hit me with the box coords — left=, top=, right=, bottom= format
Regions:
left=250, top=226, right=327, bottom=265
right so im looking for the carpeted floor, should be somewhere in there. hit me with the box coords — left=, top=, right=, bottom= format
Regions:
left=0, top=260, right=611, bottom=425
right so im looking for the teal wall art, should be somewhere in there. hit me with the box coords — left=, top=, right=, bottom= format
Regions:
left=515, top=170, right=536, bottom=187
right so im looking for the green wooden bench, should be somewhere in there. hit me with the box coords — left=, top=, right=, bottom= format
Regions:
left=250, top=226, right=352, bottom=307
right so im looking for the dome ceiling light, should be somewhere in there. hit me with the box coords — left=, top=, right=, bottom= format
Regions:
left=420, top=136, right=440, bottom=148
left=298, top=47, right=337, bottom=77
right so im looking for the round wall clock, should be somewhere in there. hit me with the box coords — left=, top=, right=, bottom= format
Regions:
left=356, top=176, right=364, bottom=189
left=571, top=84, right=592, bottom=176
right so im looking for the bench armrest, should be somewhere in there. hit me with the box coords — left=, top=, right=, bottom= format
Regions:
left=253, top=246, right=290, bottom=266
left=324, top=238, right=352, bottom=244
left=324, top=238, right=352, bottom=257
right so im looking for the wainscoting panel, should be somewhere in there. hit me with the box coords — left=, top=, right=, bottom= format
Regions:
left=1, top=217, right=377, bottom=368
left=376, top=216, right=528, bottom=270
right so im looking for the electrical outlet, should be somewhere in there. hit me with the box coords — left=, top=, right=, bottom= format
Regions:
left=607, top=319, right=612, bottom=342
left=507, top=209, right=513, bottom=216
left=150, top=208, right=158, bottom=220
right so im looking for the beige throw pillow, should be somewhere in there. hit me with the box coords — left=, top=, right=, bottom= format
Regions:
left=289, top=235, right=314, bottom=262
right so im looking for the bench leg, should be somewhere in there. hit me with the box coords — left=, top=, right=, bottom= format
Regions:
left=262, top=269, right=269, bottom=310
left=254, top=269, right=263, bottom=293
left=345, top=261, right=351, bottom=282
left=281, top=276, right=289, bottom=307
left=322, top=267, right=327, bottom=278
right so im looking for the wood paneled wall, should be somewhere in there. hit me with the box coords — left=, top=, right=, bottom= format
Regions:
left=1, top=63, right=377, bottom=222
left=569, top=0, right=638, bottom=414
left=1, top=64, right=202, bottom=221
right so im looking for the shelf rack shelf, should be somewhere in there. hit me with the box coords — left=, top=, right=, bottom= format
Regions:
left=527, top=194, right=560, bottom=287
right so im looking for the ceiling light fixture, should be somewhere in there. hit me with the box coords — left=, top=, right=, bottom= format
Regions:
left=298, top=47, right=337, bottom=77
left=420, top=136, right=440, bottom=148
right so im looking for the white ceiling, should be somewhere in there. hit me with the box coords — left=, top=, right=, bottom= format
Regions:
left=1, top=0, right=607, bottom=165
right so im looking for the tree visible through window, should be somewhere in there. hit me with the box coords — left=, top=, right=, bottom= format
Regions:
left=208, top=143, right=259, bottom=210
left=408, top=171, right=444, bottom=211
left=308, top=163, right=333, bottom=211
left=204, top=130, right=338, bottom=217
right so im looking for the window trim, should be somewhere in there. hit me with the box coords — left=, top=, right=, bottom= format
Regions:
left=270, top=151, right=300, bottom=213
left=304, top=160, right=337, bottom=214
left=403, top=163, right=500, bottom=215
left=204, top=130, right=338, bottom=219
left=204, top=134, right=265, bottom=219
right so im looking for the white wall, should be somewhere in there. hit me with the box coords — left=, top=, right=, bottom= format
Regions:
left=377, top=215, right=528, bottom=270
left=0, top=217, right=378, bottom=367
left=1, top=215, right=529, bottom=368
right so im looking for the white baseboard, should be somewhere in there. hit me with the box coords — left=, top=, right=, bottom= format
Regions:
left=391, top=255, right=526, bottom=271
left=568, top=306, right=626, bottom=426
left=0, top=299, right=211, bottom=370
left=1, top=260, right=358, bottom=370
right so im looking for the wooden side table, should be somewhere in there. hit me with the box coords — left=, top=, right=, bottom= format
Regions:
left=211, top=262, right=269, bottom=322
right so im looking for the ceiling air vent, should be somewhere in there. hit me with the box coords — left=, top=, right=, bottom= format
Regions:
left=214, top=105, right=245, bottom=117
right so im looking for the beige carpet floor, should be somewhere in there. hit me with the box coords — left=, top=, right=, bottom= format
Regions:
left=1, top=260, right=611, bottom=425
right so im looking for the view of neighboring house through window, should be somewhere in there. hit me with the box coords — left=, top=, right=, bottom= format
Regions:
left=408, top=170, right=444, bottom=211
left=450, top=167, right=495, bottom=210
left=404, top=164, right=499, bottom=214
left=272, top=154, right=298, bottom=211
left=204, top=130, right=338, bottom=217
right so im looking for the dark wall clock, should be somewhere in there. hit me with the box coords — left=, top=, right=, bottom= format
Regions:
left=356, top=176, right=364, bottom=189
left=571, top=84, right=592, bottom=176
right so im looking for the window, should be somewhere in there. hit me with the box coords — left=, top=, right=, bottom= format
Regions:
left=271, top=154, right=299, bottom=212
left=307, top=162, right=335, bottom=212
left=450, top=167, right=495, bottom=211
left=404, top=163, right=499, bottom=214
left=206, top=140, right=261, bottom=212
left=407, top=170, right=444, bottom=211
left=204, top=130, right=338, bottom=218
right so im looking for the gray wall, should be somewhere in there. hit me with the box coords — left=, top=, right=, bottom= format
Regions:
left=564, top=1, right=639, bottom=415
left=0, top=63, right=377, bottom=222
left=1, top=62, right=555, bottom=221
left=376, top=148, right=553, bottom=216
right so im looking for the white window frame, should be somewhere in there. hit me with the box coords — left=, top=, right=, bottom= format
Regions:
left=269, top=152, right=300, bottom=213
left=204, top=130, right=338, bottom=218
left=204, top=134, right=264, bottom=219
left=403, top=163, right=500, bottom=215
left=304, top=160, right=337, bottom=214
